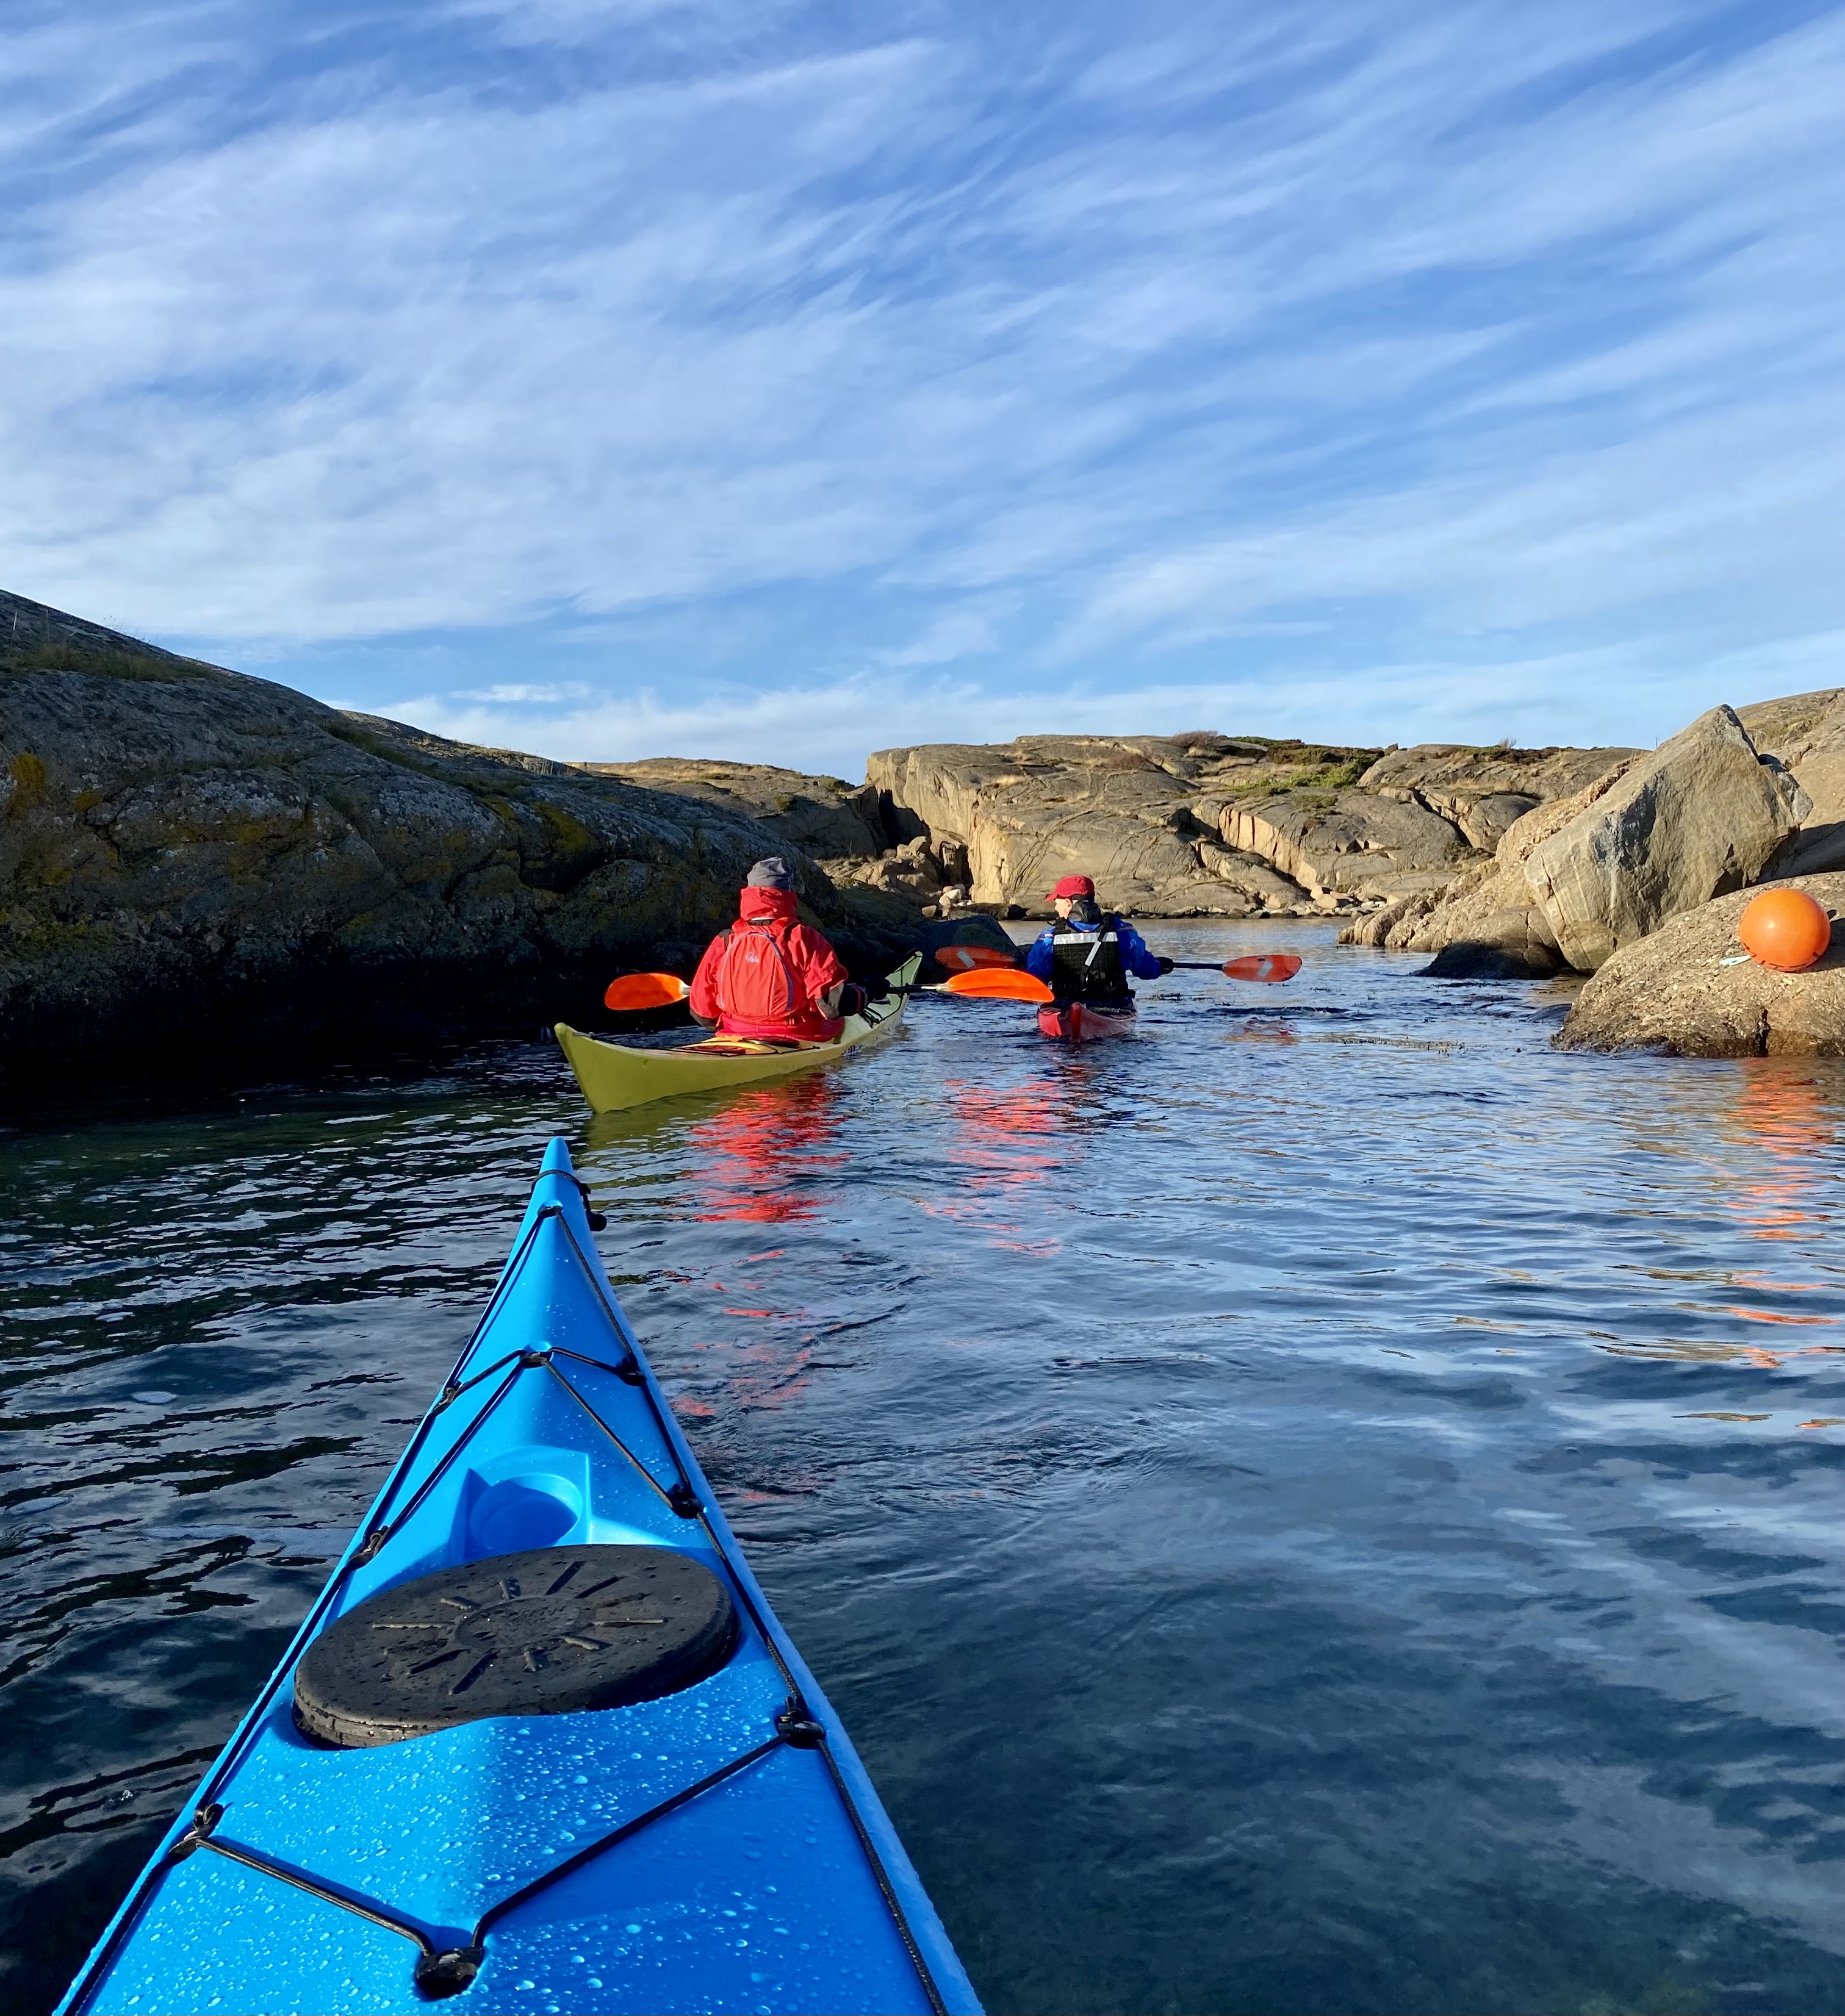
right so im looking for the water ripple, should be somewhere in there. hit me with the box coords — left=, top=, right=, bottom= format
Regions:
left=5, top=927, right=1845, bottom=2014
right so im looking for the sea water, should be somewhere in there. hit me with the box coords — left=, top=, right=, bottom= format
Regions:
left=4, top=920, right=1844, bottom=2016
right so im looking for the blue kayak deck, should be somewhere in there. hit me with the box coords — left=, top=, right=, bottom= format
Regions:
left=61, top=1141, right=979, bottom=2016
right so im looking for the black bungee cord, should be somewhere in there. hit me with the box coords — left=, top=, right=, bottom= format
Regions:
left=69, top=1200, right=951, bottom=2015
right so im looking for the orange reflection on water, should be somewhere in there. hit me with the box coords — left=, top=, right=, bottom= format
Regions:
left=1724, top=1068, right=1837, bottom=1247
left=1700, top=1066, right=1845, bottom=1360
left=686, top=1077, right=846, bottom=1224
left=1714, top=1069, right=1840, bottom=1340
left=1597, top=1337, right=1845, bottom=1368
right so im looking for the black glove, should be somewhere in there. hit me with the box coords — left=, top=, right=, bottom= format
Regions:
left=1158, top=956, right=1174, bottom=975
left=840, top=982, right=869, bottom=1017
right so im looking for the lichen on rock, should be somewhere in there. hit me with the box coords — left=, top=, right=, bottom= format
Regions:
left=0, top=589, right=915, bottom=1077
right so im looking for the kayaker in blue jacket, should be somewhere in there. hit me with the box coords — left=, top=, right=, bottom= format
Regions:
left=1026, top=874, right=1171, bottom=1010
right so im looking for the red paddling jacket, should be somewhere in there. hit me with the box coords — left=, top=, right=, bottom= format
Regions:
left=689, top=887, right=849, bottom=1041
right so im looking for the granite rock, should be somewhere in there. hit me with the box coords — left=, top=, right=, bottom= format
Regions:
left=868, top=733, right=1642, bottom=922
left=1387, top=775, right=1636, bottom=975
left=1524, top=706, right=1807, bottom=971
left=1356, top=742, right=1638, bottom=851
left=0, top=589, right=913, bottom=1076
left=1214, top=787, right=1476, bottom=905
left=581, top=757, right=889, bottom=861
left=1736, top=688, right=1845, bottom=876
left=869, top=734, right=1386, bottom=916
left=1556, top=873, right=1845, bottom=1055
left=1366, top=705, right=1815, bottom=977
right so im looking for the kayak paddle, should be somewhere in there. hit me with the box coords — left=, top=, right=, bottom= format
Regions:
left=941, top=969, right=1056, bottom=1003
left=1167, top=955, right=1303, bottom=983
left=603, top=972, right=691, bottom=1011
left=933, top=945, right=1018, bottom=972
left=606, top=972, right=925, bottom=1014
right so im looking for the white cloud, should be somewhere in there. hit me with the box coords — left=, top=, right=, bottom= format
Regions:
left=872, top=608, right=1004, bottom=667
left=456, top=680, right=596, bottom=704
left=373, top=617, right=1845, bottom=779
left=0, top=0, right=1839, bottom=759
left=1065, top=387, right=1844, bottom=652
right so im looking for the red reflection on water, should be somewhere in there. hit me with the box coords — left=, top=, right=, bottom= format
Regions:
left=686, top=1077, right=846, bottom=1224
left=946, top=1082, right=1065, bottom=1188
left=915, top=1080, right=1070, bottom=1255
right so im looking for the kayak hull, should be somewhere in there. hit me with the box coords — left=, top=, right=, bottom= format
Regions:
left=59, top=1139, right=978, bottom=2016
left=1037, top=1002, right=1136, bottom=1042
left=558, top=955, right=921, bottom=1112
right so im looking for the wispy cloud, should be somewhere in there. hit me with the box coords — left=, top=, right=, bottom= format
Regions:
left=2, top=0, right=1840, bottom=762
left=373, top=620, right=1845, bottom=779
left=872, top=609, right=1004, bottom=668
left=453, top=681, right=596, bottom=705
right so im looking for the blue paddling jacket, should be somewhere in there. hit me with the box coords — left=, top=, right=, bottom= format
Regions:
left=1026, top=911, right=1165, bottom=1006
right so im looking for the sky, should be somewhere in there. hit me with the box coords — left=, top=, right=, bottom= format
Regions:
left=3, top=0, right=1841, bottom=777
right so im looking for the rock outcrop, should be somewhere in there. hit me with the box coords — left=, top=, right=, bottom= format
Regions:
left=1350, top=766, right=1639, bottom=974
left=1737, top=689, right=1845, bottom=876
left=1356, top=742, right=1638, bottom=850
left=0, top=590, right=914, bottom=1077
left=867, top=733, right=1352, bottom=917
left=581, top=758, right=890, bottom=861
left=1556, top=873, right=1845, bottom=1055
left=581, top=756, right=991, bottom=917
left=1212, top=787, right=1466, bottom=907
left=865, top=734, right=1631, bottom=920
left=1522, top=706, right=1807, bottom=970
left=1360, top=706, right=1812, bottom=977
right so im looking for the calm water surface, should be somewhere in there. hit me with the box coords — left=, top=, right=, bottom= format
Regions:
left=4, top=921, right=1845, bottom=2016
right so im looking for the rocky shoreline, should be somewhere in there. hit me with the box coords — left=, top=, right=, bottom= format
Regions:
left=5, top=583, right=1843, bottom=1073
left=0, top=590, right=916, bottom=1080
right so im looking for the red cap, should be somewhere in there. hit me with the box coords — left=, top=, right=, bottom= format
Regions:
left=1048, top=874, right=1095, bottom=900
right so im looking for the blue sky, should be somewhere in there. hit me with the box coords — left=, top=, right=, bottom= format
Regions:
left=4, top=0, right=1841, bottom=775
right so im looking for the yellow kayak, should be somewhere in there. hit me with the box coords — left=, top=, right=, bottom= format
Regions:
left=555, top=954, right=921, bottom=1113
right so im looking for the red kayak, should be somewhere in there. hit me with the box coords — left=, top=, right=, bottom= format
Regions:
left=1037, top=1002, right=1137, bottom=1042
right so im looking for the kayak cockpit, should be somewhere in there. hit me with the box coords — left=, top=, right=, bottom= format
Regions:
left=60, top=1140, right=977, bottom=2016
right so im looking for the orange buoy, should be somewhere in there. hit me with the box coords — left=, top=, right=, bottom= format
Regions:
left=1738, top=888, right=1831, bottom=971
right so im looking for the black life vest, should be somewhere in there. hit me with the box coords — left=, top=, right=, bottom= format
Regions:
left=1049, top=913, right=1129, bottom=1002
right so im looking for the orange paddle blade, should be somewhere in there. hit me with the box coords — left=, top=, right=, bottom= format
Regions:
left=603, top=971, right=691, bottom=1011
left=941, top=968, right=1055, bottom=1003
left=934, top=944, right=1017, bottom=972
left=1221, top=954, right=1301, bottom=983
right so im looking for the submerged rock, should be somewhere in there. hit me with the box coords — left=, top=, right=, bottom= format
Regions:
left=1421, top=908, right=1566, bottom=980
left=0, top=590, right=914, bottom=1077
left=1556, top=875, right=1845, bottom=1055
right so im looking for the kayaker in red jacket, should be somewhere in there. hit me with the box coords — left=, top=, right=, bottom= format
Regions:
left=689, top=858, right=854, bottom=1042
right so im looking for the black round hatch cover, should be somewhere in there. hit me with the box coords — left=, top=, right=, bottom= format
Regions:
left=293, top=1544, right=737, bottom=1749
